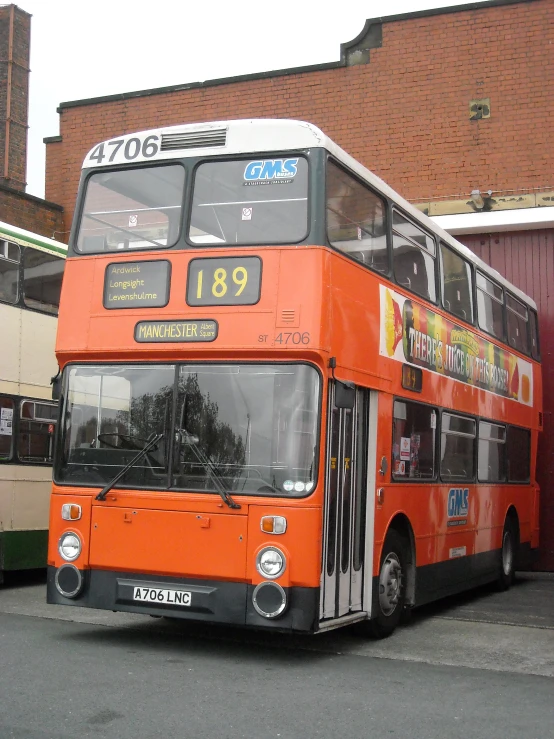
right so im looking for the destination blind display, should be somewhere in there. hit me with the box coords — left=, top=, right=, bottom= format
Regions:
left=135, top=320, right=218, bottom=343
left=187, top=256, right=261, bottom=306
left=104, top=260, right=170, bottom=308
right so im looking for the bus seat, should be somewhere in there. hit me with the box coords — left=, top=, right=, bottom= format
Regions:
left=394, top=248, right=429, bottom=299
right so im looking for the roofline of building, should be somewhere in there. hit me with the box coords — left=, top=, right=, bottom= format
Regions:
left=432, top=206, right=554, bottom=234
left=55, top=0, right=538, bottom=113
left=0, top=182, right=63, bottom=211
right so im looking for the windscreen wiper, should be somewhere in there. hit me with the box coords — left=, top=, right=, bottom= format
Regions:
left=178, top=395, right=240, bottom=509
left=95, top=432, right=163, bottom=501
left=183, top=434, right=241, bottom=510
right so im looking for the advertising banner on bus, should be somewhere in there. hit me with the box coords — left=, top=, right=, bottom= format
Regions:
left=379, top=285, right=533, bottom=406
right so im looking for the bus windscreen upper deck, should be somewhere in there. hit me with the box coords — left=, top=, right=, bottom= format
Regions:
left=57, top=363, right=319, bottom=497
left=75, top=157, right=309, bottom=253
left=77, top=165, right=186, bottom=252
left=189, top=158, right=308, bottom=245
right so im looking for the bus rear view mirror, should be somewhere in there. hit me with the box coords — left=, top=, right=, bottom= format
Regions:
left=335, top=381, right=355, bottom=409
left=51, top=371, right=61, bottom=401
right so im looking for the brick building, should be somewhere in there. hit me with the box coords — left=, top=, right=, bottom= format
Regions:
left=0, top=4, right=63, bottom=237
left=43, top=0, right=554, bottom=567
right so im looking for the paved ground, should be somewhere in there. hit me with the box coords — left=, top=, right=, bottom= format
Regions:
left=1, top=570, right=553, bottom=678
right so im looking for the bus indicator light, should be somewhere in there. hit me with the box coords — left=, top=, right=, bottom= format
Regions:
left=61, top=504, right=82, bottom=521
left=402, top=364, right=422, bottom=392
left=261, top=516, right=287, bottom=535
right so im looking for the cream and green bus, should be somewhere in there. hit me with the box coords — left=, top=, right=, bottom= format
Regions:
left=0, top=220, right=66, bottom=582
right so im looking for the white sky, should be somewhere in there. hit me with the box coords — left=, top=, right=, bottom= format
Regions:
left=19, top=0, right=488, bottom=198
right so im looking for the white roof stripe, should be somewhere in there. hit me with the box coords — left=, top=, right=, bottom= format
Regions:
left=0, top=219, right=67, bottom=256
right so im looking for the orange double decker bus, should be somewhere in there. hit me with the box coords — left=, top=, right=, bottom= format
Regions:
left=46, top=120, right=541, bottom=637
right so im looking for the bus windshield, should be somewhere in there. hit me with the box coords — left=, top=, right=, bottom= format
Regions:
left=57, top=363, right=320, bottom=497
left=76, top=164, right=185, bottom=252
left=189, top=157, right=309, bottom=245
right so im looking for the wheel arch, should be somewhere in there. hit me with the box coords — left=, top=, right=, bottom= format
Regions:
left=504, top=503, right=520, bottom=537
left=386, top=513, right=416, bottom=607
left=505, top=503, right=521, bottom=560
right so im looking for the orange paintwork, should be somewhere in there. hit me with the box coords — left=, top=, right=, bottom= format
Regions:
left=50, top=244, right=542, bottom=589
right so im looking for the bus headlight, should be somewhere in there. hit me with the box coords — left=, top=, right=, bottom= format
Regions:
left=256, top=547, right=286, bottom=579
left=58, top=532, right=82, bottom=562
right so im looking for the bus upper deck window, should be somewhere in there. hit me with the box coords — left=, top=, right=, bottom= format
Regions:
left=326, top=161, right=388, bottom=273
left=440, top=243, right=473, bottom=323
left=476, top=272, right=504, bottom=340
left=76, top=164, right=185, bottom=253
left=392, top=211, right=436, bottom=303
left=0, top=240, right=20, bottom=305
left=529, top=310, right=540, bottom=360
left=506, top=293, right=529, bottom=355
left=189, top=158, right=309, bottom=246
left=22, top=248, right=64, bottom=315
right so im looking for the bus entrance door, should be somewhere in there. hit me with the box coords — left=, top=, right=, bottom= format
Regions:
left=321, top=386, right=369, bottom=621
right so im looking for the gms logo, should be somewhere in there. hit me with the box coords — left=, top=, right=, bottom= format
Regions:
left=447, top=488, right=469, bottom=518
left=244, top=158, right=298, bottom=184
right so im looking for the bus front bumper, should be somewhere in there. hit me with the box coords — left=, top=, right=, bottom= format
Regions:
left=46, top=566, right=319, bottom=633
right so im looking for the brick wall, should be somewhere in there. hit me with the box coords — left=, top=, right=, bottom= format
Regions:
left=45, top=0, right=553, bottom=236
left=0, top=184, right=64, bottom=238
left=0, top=4, right=30, bottom=191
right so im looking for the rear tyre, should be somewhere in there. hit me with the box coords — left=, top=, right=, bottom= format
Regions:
left=497, top=517, right=518, bottom=591
left=367, top=529, right=408, bottom=639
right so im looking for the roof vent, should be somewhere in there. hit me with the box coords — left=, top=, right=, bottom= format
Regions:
left=161, top=128, right=227, bottom=151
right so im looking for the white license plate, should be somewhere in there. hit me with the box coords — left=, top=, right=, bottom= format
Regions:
left=133, top=586, right=191, bottom=606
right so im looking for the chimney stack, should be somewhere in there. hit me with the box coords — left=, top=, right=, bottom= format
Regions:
left=0, top=4, right=31, bottom=192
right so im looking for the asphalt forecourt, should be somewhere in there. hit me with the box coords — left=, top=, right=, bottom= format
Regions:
left=1, top=570, right=552, bottom=678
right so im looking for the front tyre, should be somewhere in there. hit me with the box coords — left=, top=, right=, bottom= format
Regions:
left=497, top=517, right=518, bottom=591
left=368, top=529, right=407, bottom=639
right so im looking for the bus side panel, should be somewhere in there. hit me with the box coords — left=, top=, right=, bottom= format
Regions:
left=20, top=310, right=59, bottom=397
left=0, top=305, right=21, bottom=396
left=0, top=466, right=50, bottom=571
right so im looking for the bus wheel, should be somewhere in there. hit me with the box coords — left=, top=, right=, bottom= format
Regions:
left=369, top=530, right=407, bottom=639
left=497, top=517, right=518, bottom=591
